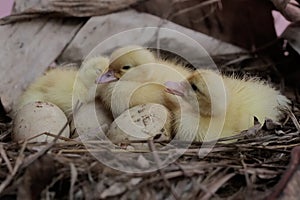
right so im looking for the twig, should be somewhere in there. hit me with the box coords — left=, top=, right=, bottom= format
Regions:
left=240, top=154, right=252, bottom=188
left=0, top=141, right=27, bottom=193
left=202, top=173, right=235, bottom=200
left=169, top=0, right=221, bottom=20
left=148, top=139, right=180, bottom=200
left=69, top=163, right=78, bottom=200
left=130, top=171, right=185, bottom=191
left=0, top=144, right=13, bottom=174
left=286, top=108, right=300, bottom=133
left=43, top=132, right=75, bottom=141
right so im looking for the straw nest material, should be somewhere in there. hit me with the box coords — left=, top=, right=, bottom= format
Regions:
left=0, top=55, right=299, bottom=200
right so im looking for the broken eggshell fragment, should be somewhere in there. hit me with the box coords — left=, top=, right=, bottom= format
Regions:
left=71, top=98, right=113, bottom=140
left=107, top=103, right=171, bottom=149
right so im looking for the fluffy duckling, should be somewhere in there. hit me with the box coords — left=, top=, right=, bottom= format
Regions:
left=96, top=45, right=192, bottom=116
left=165, top=69, right=290, bottom=141
left=97, top=45, right=192, bottom=83
left=98, top=80, right=172, bottom=118
left=17, top=56, right=109, bottom=116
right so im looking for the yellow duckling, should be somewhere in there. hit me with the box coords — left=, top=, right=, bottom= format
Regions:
left=96, top=45, right=192, bottom=116
left=98, top=45, right=191, bottom=83
left=165, top=69, right=290, bottom=141
left=17, top=56, right=110, bottom=116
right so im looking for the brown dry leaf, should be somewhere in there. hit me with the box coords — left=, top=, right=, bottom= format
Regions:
left=0, top=0, right=145, bottom=24
left=263, top=118, right=282, bottom=130
left=202, top=173, right=235, bottom=200
left=267, top=146, right=300, bottom=200
left=137, top=155, right=150, bottom=169
left=241, top=120, right=262, bottom=139
left=272, top=0, right=300, bottom=22
left=278, top=170, right=300, bottom=200
left=100, top=182, right=127, bottom=199
left=17, top=155, right=57, bottom=200
left=282, top=22, right=300, bottom=55
left=136, top=0, right=277, bottom=50
left=271, top=0, right=290, bottom=11
left=129, top=177, right=142, bottom=186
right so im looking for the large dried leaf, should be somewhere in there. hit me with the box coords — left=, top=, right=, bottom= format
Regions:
left=271, top=0, right=290, bottom=10
left=17, top=155, right=57, bottom=200
left=281, top=22, right=300, bottom=55
left=135, top=0, right=277, bottom=50
left=1, top=0, right=145, bottom=24
left=0, top=18, right=83, bottom=106
left=267, top=146, right=300, bottom=200
left=271, top=0, right=300, bottom=22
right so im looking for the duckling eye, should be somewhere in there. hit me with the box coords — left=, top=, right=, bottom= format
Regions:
left=122, top=65, right=131, bottom=70
left=191, top=83, right=198, bottom=91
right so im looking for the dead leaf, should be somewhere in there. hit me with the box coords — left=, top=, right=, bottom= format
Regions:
left=267, top=146, right=300, bottom=200
left=282, top=22, right=300, bottom=55
left=1, top=0, right=145, bottom=24
left=129, top=177, right=142, bottom=186
left=202, top=173, right=235, bottom=200
left=272, top=0, right=300, bottom=22
left=271, top=0, right=290, bottom=11
left=17, top=155, right=57, bottom=200
left=242, top=121, right=262, bottom=139
left=100, top=182, right=127, bottom=199
left=137, top=155, right=150, bottom=169
left=262, top=118, right=282, bottom=130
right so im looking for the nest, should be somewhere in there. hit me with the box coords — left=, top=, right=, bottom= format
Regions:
left=0, top=110, right=299, bottom=199
left=1, top=56, right=300, bottom=199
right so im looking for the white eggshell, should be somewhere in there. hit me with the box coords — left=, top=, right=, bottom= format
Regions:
left=12, top=101, right=70, bottom=142
left=107, top=103, right=171, bottom=148
left=72, top=99, right=113, bottom=140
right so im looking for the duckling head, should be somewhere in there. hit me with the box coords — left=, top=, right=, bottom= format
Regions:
left=96, top=45, right=156, bottom=83
left=80, top=56, right=109, bottom=87
left=74, top=56, right=110, bottom=102
left=165, top=70, right=228, bottom=117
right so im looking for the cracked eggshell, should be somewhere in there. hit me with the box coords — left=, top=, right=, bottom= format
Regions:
left=71, top=98, right=113, bottom=140
left=12, top=101, right=70, bottom=142
left=107, top=103, right=171, bottom=149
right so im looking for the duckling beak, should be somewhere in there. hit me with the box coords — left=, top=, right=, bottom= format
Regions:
left=164, top=81, right=186, bottom=96
left=96, top=70, right=118, bottom=83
